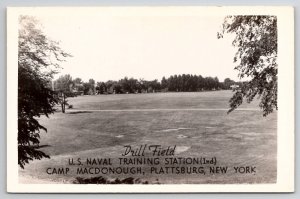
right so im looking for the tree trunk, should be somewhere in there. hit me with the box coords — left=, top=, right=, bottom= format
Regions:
left=61, top=93, right=65, bottom=113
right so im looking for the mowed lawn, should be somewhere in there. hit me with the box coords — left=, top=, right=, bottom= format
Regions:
left=19, top=90, right=277, bottom=184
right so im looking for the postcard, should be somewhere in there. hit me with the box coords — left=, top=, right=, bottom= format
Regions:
left=7, top=6, right=294, bottom=192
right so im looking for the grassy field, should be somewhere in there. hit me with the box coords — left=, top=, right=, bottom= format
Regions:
left=19, top=90, right=277, bottom=184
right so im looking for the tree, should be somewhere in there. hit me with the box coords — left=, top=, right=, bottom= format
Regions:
left=213, top=77, right=220, bottom=90
left=18, top=16, right=70, bottom=168
left=73, top=78, right=83, bottom=85
left=161, top=76, right=168, bottom=91
left=223, top=78, right=235, bottom=90
left=73, top=77, right=84, bottom=94
left=105, top=80, right=115, bottom=94
left=88, top=79, right=96, bottom=95
left=218, top=16, right=277, bottom=116
left=148, top=79, right=161, bottom=93
left=83, top=82, right=91, bottom=95
left=96, top=82, right=107, bottom=94
left=54, top=74, right=73, bottom=113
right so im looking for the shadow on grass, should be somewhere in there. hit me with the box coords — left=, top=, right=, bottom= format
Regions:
left=67, top=111, right=93, bottom=114
left=36, top=144, right=51, bottom=149
left=31, top=144, right=51, bottom=149
left=73, top=176, right=158, bottom=184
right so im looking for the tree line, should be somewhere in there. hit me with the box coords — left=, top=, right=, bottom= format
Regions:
left=53, top=74, right=242, bottom=96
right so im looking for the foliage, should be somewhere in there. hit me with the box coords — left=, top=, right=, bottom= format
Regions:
left=18, top=16, right=70, bottom=168
left=91, top=74, right=230, bottom=94
left=161, top=76, right=168, bottom=90
left=93, top=75, right=222, bottom=94
left=53, top=74, right=74, bottom=113
left=167, top=74, right=220, bottom=92
left=72, top=78, right=84, bottom=93
left=54, top=74, right=73, bottom=92
left=96, top=82, right=107, bottom=94
left=223, top=78, right=236, bottom=90
left=218, top=16, right=277, bottom=116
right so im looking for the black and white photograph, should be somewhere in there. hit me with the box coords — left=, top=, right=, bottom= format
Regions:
left=6, top=6, right=294, bottom=192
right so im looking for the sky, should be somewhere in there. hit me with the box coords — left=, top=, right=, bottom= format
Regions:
left=34, top=9, right=239, bottom=82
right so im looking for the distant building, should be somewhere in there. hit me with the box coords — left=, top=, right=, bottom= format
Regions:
left=230, top=84, right=239, bottom=90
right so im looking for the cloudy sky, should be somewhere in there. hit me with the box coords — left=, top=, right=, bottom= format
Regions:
left=34, top=8, right=239, bottom=82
